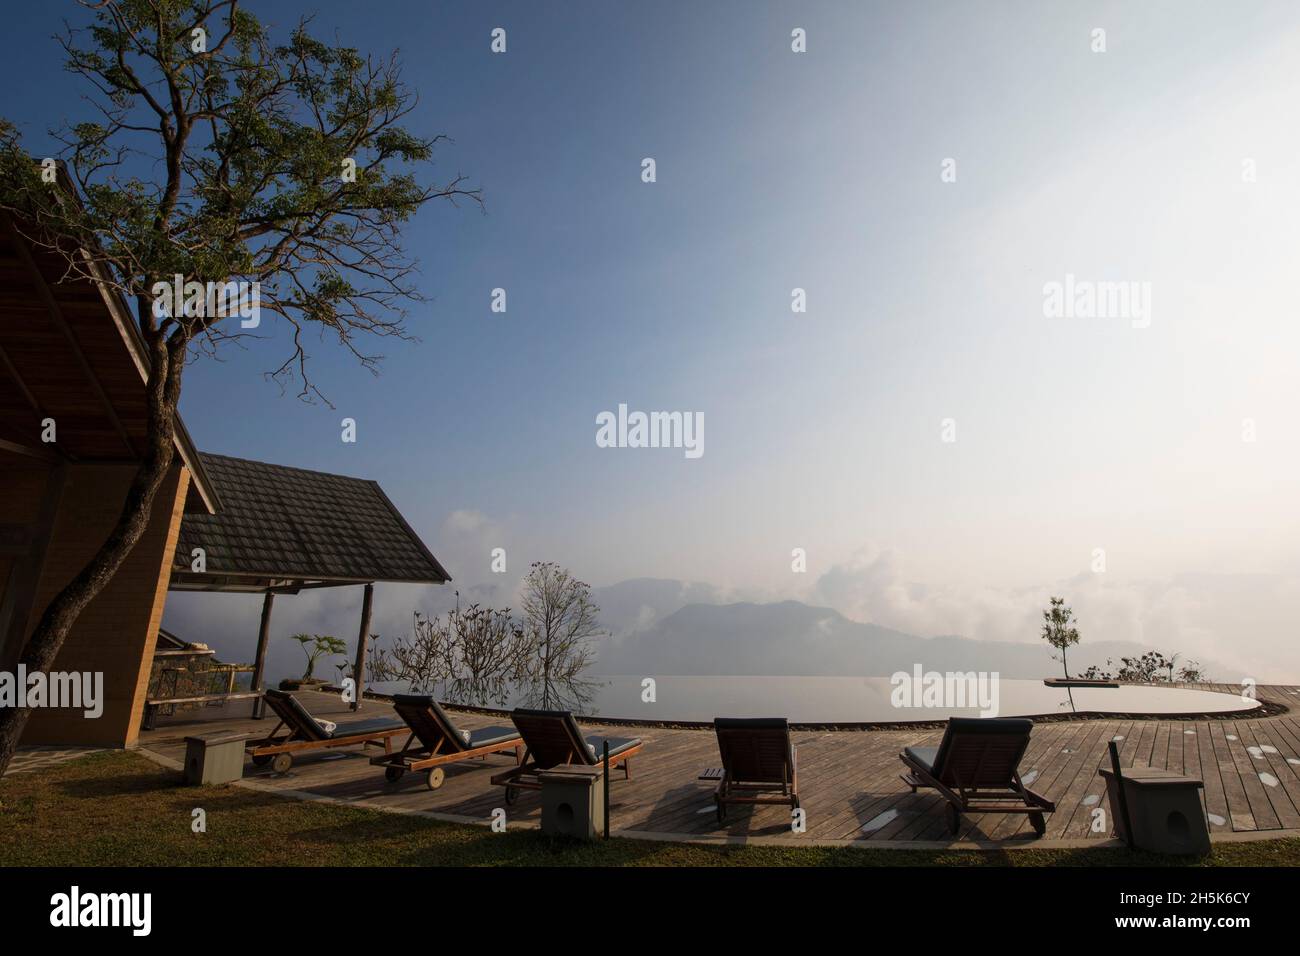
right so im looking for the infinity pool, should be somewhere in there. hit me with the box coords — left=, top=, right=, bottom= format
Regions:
left=370, top=675, right=1261, bottom=724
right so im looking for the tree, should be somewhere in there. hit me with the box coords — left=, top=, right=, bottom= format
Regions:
left=446, top=606, right=531, bottom=707
left=1080, top=653, right=1209, bottom=684
left=1116, top=650, right=1174, bottom=683
left=519, top=562, right=602, bottom=711
left=0, top=0, right=479, bottom=775
left=371, top=577, right=604, bottom=712
left=1040, top=596, right=1080, bottom=679
left=1176, top=660, right=1206, bottom=683
left=369, top=613, right=450, bottom=697
left=1079, top=661, right=1113, bottom=681
left=371, top=605, right=531, bottom=707
left=289, top=633, right=346, bottom=682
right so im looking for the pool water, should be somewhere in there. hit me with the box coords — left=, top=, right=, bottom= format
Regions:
left=369, top=675, right=1260, bottom=724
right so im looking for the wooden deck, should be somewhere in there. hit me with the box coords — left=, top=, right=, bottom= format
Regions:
left=136, top=684, right=1300, bottom=846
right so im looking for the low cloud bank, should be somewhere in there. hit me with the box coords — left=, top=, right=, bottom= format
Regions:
left=810, top=548, right=1297, bottom=683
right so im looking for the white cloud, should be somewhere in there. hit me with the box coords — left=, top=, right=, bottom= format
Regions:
left=810, top=548, right=1300, bottom=682
left=435, top=509, right=518, bottom=591
left=442, top=509, right=493, bottom=535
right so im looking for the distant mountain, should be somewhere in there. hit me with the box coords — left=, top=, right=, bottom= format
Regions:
left=590, top=598, right=1228, bottom=679
left=593, top=577, right=731, bottom=637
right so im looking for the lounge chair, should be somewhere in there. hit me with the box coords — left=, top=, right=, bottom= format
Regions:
left=245, top=688, right=406, bottom=773
left=369, top=694, right=524, bottom=790
left=702, top=717, right=799, bottom=824
left=489, top=708, right=643, bottom=804
left=898, top=716, right=1055, bottom=836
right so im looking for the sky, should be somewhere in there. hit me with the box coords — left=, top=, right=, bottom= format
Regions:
left=3, top=2, right=1300, bottom=681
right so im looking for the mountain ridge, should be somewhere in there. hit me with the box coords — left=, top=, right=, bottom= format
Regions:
left=590, top=590, right=1229, bottom=680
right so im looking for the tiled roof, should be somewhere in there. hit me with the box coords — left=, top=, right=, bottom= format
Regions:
left=173, top=453, right=450, bottom=585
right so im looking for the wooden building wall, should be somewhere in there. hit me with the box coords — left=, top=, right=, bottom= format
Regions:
left=2, top=457, right=189, bottom=747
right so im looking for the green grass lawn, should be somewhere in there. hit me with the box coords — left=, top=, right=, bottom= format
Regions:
left=1, top=751, right=1297, bottom=867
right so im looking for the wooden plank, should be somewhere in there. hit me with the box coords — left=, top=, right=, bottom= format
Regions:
left=1196, top=717, right=1232, bottom=834
left=134, top=689, right=1300, bottom=845
left=148, top=692, right=261, bottom=706
left=1208, top=720, right=1259, bottom=830
left=1033, top=720, right=1114, bottom=839
left=1235, top=720, right=1300, bottom=829
left=1060, top=720, right=1134, bottom=839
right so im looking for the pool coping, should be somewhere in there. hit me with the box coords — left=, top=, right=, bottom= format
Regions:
left=334, top=683, right=1284, bottom=732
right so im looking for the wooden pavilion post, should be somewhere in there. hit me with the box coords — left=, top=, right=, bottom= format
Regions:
left=351, top=582, right=374, bottom=711
left=249, top=591, right=275, bottom=718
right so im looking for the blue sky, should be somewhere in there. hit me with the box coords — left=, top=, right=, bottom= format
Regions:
left=4, top=2, right=1300, bottom=680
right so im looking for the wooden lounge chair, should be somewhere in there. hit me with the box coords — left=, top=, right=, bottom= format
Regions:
left=369, top=694, right=524, bottom=790
left=898, top=716, right=1055, bottom=836
left=703, top=717, right=799, bottom=824
left=245, top=688, right=406, bottom=773
left=489, top=708, right=643, bottom=804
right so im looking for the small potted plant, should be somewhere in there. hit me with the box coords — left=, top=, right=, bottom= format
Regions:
left=279, top=634, right=348, bottom=690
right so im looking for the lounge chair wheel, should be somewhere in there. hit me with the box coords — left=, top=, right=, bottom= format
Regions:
left=505, top=785, right=519, bottom=805
left=384, top=766, right=405, bottom=783
left=1030, top=812, right=1047, bottom=837
left=426, top=768, right=445, bottom=790
left=251, top=754, right=272, bottom=767
left=272, top=753, right=293, bottom=774
left=946, top=803, right=961, bottom=836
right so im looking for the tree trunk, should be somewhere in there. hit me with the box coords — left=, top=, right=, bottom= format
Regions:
left=542, top=634, right=552, bottom=710
left=0, top=326, right=183, bottom=777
